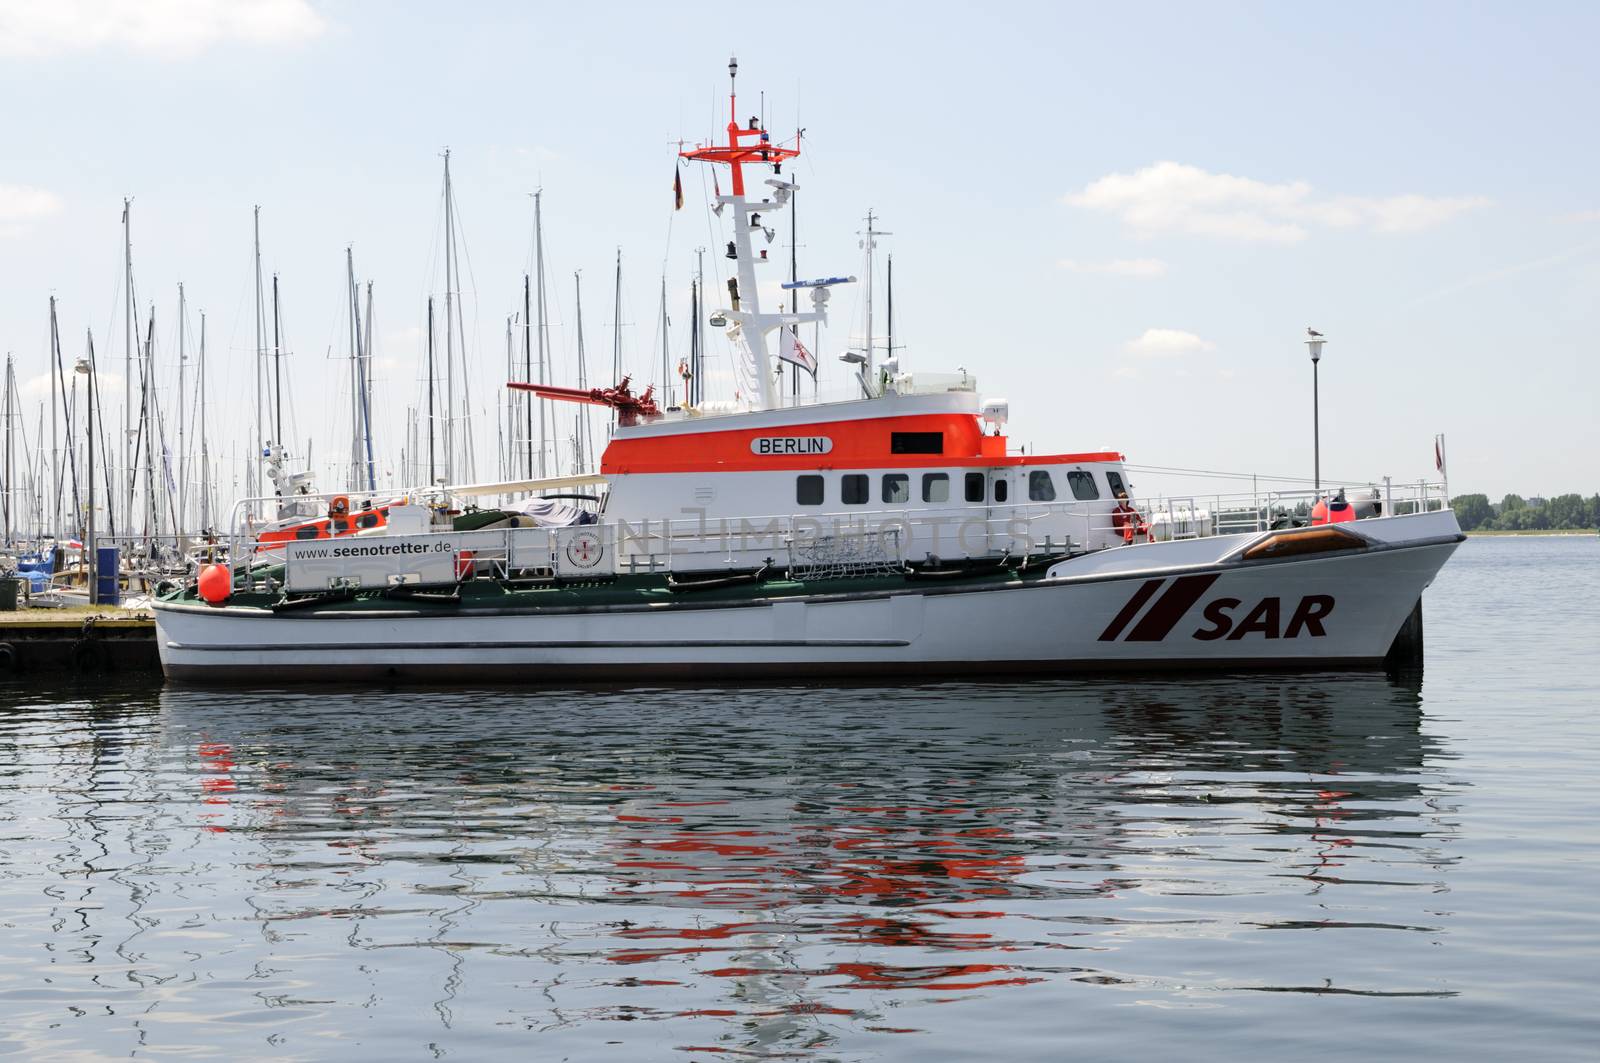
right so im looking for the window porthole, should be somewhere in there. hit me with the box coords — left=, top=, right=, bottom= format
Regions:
left=796, top=475, right=824, bottom=506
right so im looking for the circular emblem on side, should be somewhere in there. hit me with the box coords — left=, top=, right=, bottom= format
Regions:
left=564, top=531, right=604, bottom=569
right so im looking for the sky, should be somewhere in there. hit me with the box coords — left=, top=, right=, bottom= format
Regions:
left=1, top=0, right=1596, bottom=521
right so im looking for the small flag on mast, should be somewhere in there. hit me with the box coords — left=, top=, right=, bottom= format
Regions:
left=1434, top=434, right=1446, bottom=475
left=673, top=167, right=684, bottom=211
left=779, top=327, right=818, bottom=378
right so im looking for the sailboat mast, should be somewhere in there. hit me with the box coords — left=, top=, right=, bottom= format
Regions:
left=863, top=210, right=874, bottom=375
left=273, top=273, right=284, bottom=446
left=658, top=274, right=669, bottom=408
left=688, top=278, right=698, bottom=408
left=49, top=296, right=60, bottom=537
left=347, top=248, right=361, bottom=491
left=3, top=354, right=13, bottom=544
left=51, top=297, right=80, bottom=539
left=253, top=205, right=265, bottom=511
left=142, top=307, right=157, bottom=540
left=442, top=150, right=457, bottom=483
left=177, top=283, right=186, bottom=532
left=199, top=312, right=209, bottom=532
left=887, top=253, right=894, bottom=370
left=426, top=296, right=436, bottom=483
left=695, top=247, right=704, bottom=406
left=122, top=200, right=134, bottom=538
left=362, top=281, right=376, bottom=492
left=611, top=249, right=622, bottom=384
left=534, top=189, right=548, bottom=480
left=522, top=273, right=532, bottom=479
left=574, top=270, right=592, bottom=472
left=501, top=314, right=513, bottom=481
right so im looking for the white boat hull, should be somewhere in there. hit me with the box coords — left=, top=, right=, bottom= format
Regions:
left=153, top=512, right=1462, bottom=682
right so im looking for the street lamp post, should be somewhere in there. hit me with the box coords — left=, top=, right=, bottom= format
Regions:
left=1305, top=333, right=1326, bottom=493
left=74, top=357, right=94, bottom=604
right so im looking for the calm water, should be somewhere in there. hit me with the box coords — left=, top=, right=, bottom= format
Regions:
left=1, top=536, right=1595, bottom=1061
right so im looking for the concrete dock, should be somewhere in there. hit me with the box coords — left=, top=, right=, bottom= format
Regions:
left=0, top=608, right=160, bottom=675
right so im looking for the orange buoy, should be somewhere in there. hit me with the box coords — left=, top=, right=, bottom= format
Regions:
left=198, top=564, right=231, bottom=604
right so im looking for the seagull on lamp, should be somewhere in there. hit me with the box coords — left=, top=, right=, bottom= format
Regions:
left=1307, top=327, right=1324, bottom=338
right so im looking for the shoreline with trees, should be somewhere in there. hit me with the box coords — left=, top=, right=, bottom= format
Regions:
left=1449, top=493, right=1598, bottom=533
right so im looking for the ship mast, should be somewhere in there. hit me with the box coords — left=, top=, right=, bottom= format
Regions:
left=679, top=58, right=846, bottom=410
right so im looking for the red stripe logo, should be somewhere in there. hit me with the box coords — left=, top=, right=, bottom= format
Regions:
left=1099, top=574, right=1221, bottom=642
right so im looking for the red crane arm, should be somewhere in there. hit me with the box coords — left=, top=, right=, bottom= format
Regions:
left=506, top=375, right=661, bottom=427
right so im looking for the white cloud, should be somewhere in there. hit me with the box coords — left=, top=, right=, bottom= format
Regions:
left=0, top=183, right=63, bottom=238
left=1058, top=258, right=1168, bottom=278
left=1066, top=161, right=1488, bottom=243
left=1123, top=328, right=1216, bottom=358
left=1565, top=209, right=1600, bottom=223
left=0, top=0, right=326, bottom=59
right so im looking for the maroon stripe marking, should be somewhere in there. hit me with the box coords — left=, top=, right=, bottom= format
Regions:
left=1124, top=573, right=1221, bottom=642
left=1098, top=578, right=1165, bottom=642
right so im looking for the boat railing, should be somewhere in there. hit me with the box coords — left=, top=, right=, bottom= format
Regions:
left=1132, top=479, right=1451, bottom=539
left=217, top=479, right=1452, bottom=593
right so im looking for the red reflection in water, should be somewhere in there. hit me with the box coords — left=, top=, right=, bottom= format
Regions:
left=196, top=740, right=236, bottom=830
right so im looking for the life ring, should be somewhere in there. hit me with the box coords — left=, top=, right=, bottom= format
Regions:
left=328, top=495, right=351, bottom=518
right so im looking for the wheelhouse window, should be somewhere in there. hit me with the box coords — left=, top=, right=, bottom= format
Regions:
left=796, top=475, right=824, bottom=506
left=922, top=473, right=950, bottom=503
left=890, top=431, right=943, bottom=455
left=1028, top=470, right=1057, bottom=501
left=993, top=478, right=1009, bottom=503
left=1067, top=470, right=1100, bottom=500
left=1107, top=470, right=1128, bottom=497
left=882, top=474, right=910, bottom=504
left=841, top=474, right=869, bottom=505
left=964, top=472, right=985, bottom=503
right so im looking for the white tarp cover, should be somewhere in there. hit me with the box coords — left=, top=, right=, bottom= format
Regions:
left=515, top=499, right=596, bottom=527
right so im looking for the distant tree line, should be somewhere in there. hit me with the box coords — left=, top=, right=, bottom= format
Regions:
left=1450, top=493, right=1599, bottom=531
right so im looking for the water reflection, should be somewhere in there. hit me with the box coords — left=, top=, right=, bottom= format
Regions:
left=0, top=673, right=1460, bottom=1058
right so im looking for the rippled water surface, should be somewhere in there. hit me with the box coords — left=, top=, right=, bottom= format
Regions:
left=2, top=536, right=1596, bottom=1061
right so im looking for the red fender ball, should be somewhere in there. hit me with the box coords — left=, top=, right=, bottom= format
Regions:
left=198, top=564, right=231, bottom=604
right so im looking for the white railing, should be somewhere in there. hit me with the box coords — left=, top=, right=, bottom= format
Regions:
left=216, top=480, right=1451, bottom=594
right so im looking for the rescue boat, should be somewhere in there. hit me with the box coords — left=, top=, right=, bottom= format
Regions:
left=151, top=62, right=1463, bottom=682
